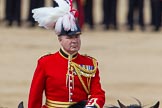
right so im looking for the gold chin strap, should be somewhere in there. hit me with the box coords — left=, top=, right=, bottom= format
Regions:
left=70, top=58, right=97, bottom=94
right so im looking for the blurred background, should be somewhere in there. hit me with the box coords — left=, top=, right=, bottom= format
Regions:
left=0, top=0, right=161, bottom=31
left=0, top=0, right=162, bottom=108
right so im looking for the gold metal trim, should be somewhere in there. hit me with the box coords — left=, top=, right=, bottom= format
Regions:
left=46, top=99, right=76, bottom=108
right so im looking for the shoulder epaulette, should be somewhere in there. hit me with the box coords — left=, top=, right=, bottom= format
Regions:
left=82, top=54, right=97, bottom=61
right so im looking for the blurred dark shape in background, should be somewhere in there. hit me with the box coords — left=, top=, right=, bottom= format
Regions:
left=0, top=0, right=161, bottom=32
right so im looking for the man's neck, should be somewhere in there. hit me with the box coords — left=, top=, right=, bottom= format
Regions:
left=59, top=48, right=78, bottom=59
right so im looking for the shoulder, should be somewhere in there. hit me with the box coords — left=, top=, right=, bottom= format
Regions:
left=80, top=54, right=98, bottom=63
left=40, top=53, right=53, bottom=59
left=38, top=53, right=55, bottom=63
left=81, top=54, right=97, bottom=60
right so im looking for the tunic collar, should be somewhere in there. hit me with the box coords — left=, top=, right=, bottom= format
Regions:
left=59, top=48, right=78, bottom=60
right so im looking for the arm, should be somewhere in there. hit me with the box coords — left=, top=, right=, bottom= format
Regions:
left=28, top=59, right=46, bottom=108
left=86, top=69, right=105, bottom=108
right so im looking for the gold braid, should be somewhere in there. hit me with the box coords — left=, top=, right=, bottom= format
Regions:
left=70, top=58, right=98, bottom=94
left=70, top=59, right=97, bottom=77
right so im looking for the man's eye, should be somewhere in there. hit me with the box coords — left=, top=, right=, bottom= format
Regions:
left=66, top=37, right=71, bottom=39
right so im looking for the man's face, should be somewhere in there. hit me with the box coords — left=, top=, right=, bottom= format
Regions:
left=58, top=34, right=81, bottom=54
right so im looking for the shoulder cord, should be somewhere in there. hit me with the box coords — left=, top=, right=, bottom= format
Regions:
left=70, top=59, right=97, bottom=76
left=70, top=59, right=98, bottom=95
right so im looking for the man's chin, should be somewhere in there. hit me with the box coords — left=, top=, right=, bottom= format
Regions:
left=70, top=49, right=78, bottom=53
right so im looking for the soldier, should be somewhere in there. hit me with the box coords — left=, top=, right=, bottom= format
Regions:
left=102, top=0, right=118, bottom=30
left=150, top=0, right=162, bottom=31
left=28, top=0, right=105, bottom=108
left=83, top=0, right=94, bottom=29
left=127, top=0, right=145, bottom=31
left=150, top=0, right=156, bottom=26
left=26, top=0, right=45, bottom=27
left=4, top=0, right=22, bottom=26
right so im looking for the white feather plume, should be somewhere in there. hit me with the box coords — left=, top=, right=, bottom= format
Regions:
left=32, top=0, right=71, bottom=30
left=55, top=17, right=63, bottom=35
left=69, top=13, right=77, bottom=31
left=62, top=13, right=71, bottom=31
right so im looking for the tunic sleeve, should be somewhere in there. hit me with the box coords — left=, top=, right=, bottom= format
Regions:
left=87, top=68, right=105, bottom=108
left=28, top=59, right=46, bottom=108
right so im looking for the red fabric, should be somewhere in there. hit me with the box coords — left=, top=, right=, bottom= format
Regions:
left=75, top=0, right=84, bottom=29
left=28, top=51, right=105, bottom=108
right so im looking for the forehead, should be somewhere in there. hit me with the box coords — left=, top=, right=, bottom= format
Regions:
left=60, top=34, right=80, bottom=38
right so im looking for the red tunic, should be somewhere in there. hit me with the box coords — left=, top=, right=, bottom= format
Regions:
left=28, top=49, right=105, bottom=108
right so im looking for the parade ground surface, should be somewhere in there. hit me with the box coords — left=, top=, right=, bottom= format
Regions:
left=0, top=25, right=162, bottom=108
left=0, top=0, right=162, bottom=108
